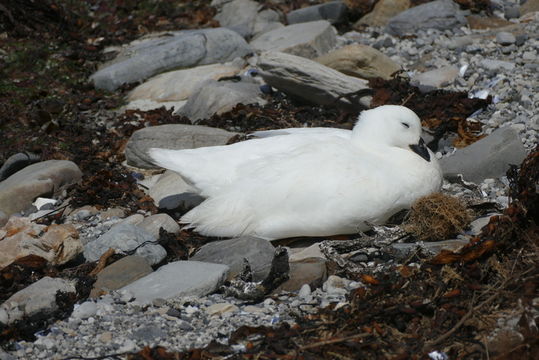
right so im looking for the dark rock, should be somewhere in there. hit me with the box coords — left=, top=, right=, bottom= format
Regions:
left=0, top=152, right=40, bottom=182
left=191, top=236, right=275, bottom=282
left=440, top=127, right=528, bottom=183
left=386, top=0, right=466, bottom=37
left=90, top=256, right=153, bottom=298
left=91, top=28, right=252, bottom=91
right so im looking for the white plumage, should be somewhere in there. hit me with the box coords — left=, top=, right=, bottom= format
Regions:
left=149, top=105, right=443, bottom=240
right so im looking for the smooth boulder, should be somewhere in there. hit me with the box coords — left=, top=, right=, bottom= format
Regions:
left=83, top=223, right=166, bottom=265
left=440, top=127, right=528, bottom=183
left=126, top=60, right=245, bottom=112
left=315, top=43, right=401, bottom=80
left=250, top=20, right=336, bottom=59
left=91, top=28, right=252, bottom=91
left=125, top=124, right=238, bottom=169
left=176, top=79, right=267, bottom=122
left=191, top=236, right=276, bottom=281
left=257, top=51, right=371, bottom=110
left=386, top=0, right=467, bottom=37
left=120, top=261, right=229, bottom=304
left=0, top=160, right=81, bottom=217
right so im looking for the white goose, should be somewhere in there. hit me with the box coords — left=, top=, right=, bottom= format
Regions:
left=149, top=105, right=443, bottom=240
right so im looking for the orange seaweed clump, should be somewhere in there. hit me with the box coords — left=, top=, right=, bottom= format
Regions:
left=403, top=193, right=472, bottom=242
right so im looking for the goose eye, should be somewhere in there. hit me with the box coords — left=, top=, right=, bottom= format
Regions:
left=401, top=122, right=410, bottom=128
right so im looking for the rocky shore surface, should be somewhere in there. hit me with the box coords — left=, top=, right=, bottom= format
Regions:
left=1, top=0, right=538, bottom=359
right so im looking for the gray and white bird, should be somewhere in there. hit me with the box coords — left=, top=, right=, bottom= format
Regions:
left=149, top=105, right=443, bottom=240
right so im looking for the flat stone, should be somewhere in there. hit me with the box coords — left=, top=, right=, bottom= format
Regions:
left=466, top=15, right=513, bottom=30
left=90, top=256, right=153, bottom=298
left=138, top=213, right=180, bottom=238
left=257, top=51, right=371, bottom=110
left=100, top=207, right=126, bottom=220
left=287, top=1, right=348, bottom=25
left=126, top=60, right=245, bottom=111
left=252, top=10, right=283, bottom=37
left=386, top=0, right=466, bottom=37
left=0, top=277, right=76, bottom=325
left=125, top=124, right=237, bottom=169
left=315, top=43, right=401, bottom=80
left=355, top=0, right=410, bottom=27
left=205, top=303, right=239, bottom=316
left=288, top=243, right=326, bottom=262
left=176, top=79, right=267, bottom=123
left=250, top=20, right=336, bottom=59
left=496, top=31, right=516, bottom=46
left=0, top=217, right=82, bottom=270
left=149, top=170, right=204, bottom=212
left=118, top=214, right=144, bottom=226
left=274, top=258, right=327, bottom=292
left=120, top=261, right=229, bottom=304
left=0, top=160, right=81, bottom=217
left=0, top=152, right=40, bottom=182
left=440, top=127, right=528, bottom=183
left=191, top=236, right=275, bottom=282
left=90, top=28, right=252, bottom=91
left=411, top=66, right=459, bottom=92
left=83, top=223, right=166, bottom=265
left=480, top=59, right=516, bottom=71
left=444, top=35, right=474, bottom=50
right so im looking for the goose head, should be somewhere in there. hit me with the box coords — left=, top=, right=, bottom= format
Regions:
left=352, top=105, right=431, bottom=162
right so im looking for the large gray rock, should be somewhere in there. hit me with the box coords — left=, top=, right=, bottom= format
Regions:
left=386, top=0, right=467, bottom=37
left=90, top=256, right=153, bottom=298
left=214, top=0, right=281, bottom=38
left=176, top=79, right=267, bottom=122
left=440, top=127, right=528, bottom=183
left=257, top=51, right=371, bottom=110
left=138, top=213, right=181, bottom=238
left=191, top=236, right=275, bottom=281
left=91, top=28, right=252, bottom=91
left=287, top=1, right=348, bottom=25
left=315, top=43, right=401, bottom=80
left=0, top=277, right=76, bottom=325
left=126, top=60, right=245, bottom=112
left=120, top=261, right=229, bottom=304
left=410, top=66, right=460, bottom=92
left=148, top=170, right=204, bottom=212
left=83, top=223, right=167, bottom=265
left=125, top=124, right=237, bottom=169
left=0, top=160, right=81, bottom=217
left=215, top=0, right=260, bottom=37
left=250, top=20, right=336, bottom=59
